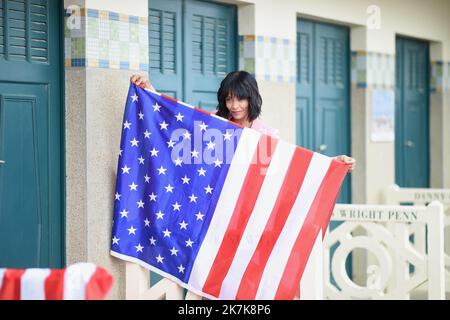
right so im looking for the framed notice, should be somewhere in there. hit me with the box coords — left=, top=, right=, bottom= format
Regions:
left=371, top=89, right=395, bottom=142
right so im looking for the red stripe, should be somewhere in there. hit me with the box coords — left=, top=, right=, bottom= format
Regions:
left=44, top=269, right=65, bottom=300
left=202, top=135, right=278, bottom=298
left=235, top=147, right=314, bottom=299
left=274, top=159, right=348, bottom=299
left=0, top=270, right=25, bottom=300
left=194, top=107, right=212, bottom=115
left=85, top=267, right=114, bottom=300
left=161, top=93, right=178, bottom=103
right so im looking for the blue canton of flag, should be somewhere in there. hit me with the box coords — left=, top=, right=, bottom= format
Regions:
left=111, top=83, right=242, bottom=284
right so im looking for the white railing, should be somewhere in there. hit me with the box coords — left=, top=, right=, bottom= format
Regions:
left=384, top=184, right=450, bottom=294
left=125, top=237, right=324, bottom=300
left=323, top=202, right=445, bottom=299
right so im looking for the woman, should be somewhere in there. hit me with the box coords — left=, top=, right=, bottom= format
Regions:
left=130, top=71, right=356, bottom=172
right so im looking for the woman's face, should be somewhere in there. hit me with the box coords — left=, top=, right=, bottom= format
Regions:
left=225, top=94, right=249, bottom=121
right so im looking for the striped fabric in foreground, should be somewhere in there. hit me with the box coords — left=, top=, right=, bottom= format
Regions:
left=0, top=263, right=113, bottom=300
left=111, top=83, right=348, bottom=300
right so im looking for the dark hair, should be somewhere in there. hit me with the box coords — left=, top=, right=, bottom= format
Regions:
left=216, top=71, right=262, bottom=122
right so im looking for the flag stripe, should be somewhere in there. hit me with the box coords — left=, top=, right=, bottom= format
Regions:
left=63, top=263, right=97, bottom=300
left=201, top=134, right=278, bottom=297
left=44, top=269, right=65, bottom=300
left=255, top=153, right=332, bottom=299
left=274, top=160, right=348, bottom=299
left=21, top=269, right=51, bottom=300
left=218, top=140, right=295, bottom=299
left=85, top=267, right=114, bottom=300
left=234, top=147, right=314, bottom=299
left=188, top=128, right=261, bottom=289
left=0, top=270, right=25, bottom=300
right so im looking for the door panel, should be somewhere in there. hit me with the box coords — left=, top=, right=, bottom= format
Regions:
left=297, top=18, right=351, bottom=203
left=184, top=0, right=236, bottom=110
left=0, top=84, right=49, bottom=267
left=395, top=37, right=429, bottom=188
left=148, top=0, right=183, bottom=99
left=0, top=0, right=63, bottom=268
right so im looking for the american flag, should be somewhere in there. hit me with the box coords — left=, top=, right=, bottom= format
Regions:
left=110, top=83, right=348, bottom=300
left=0, top=263, right=113, bottom=300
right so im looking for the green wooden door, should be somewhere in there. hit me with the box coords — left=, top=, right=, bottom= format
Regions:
left=149, top=0, right=236, bottom=110
left=184, top=0, right=236, bottom=111
left=395, top=37, right=429, bottom=188
left=0, top=0, right=63, bottom=268
left=296, top=18, right=351, bottom=203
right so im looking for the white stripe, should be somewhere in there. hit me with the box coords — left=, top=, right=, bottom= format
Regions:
left=63, top=263, right=97, bottom=300
left=218, top=141, right=296, bottom=299
left=188, top=128, right=261, bottom=289
left=255, top=152, right=331, bottom=299
left=0, top=269, right=5, bottom=291
left=20, top=269, right=51, bottom=300
left=177, top=100, right=195, bottom=109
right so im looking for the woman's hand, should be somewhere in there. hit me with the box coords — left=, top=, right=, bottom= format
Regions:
left=130, top=74, right=155, bottom=91
left=335, top=155, right=356, bottom=172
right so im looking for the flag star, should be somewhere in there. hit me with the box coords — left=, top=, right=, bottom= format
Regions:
left=205, top=185, right=213, bottom=194
left=223, top=131, right=232, bottom=141
left=178, top=264, right=185, bottom=274
left=199, top=122, right=208, bottom=132
left=175, top=112, right=184, bottom=122
left=174, top=158, right=183, bottom=166
left=155, top=210, right=165, bottom=220
left=159, top=121, right=169, bottom=130
left=138, top=156, right=145, bottom=164
left=167, top=140, right=176, bottom=148
left=130, top=138, right=139, bottom=147
left=112, top=236, right=120, bottom=245
left=170, top=247, right=179, bottom=256
left=182, top=175, right=190, bottom=184
left=128, top=226, right=137, bottom=235
left=163, top=228, right=171, bottom=238
left=191, top=149, right=199, bottom=158
left=197, top=167, right=206, bottom=176
left=179, top=220, right=188, bottom=230
left=123, top=121, right=131, bottom=129
left=189, top=193, right=198, bottom=203
left=153, top=103, right=161, bottom=112
left=185, top=238, right=194, bottom=248
left=196, top=211, right=205, bottom=221
left=149, top=193, right=157, bottom=201
left=144, top=175, right=150, bottom=183
left=115, top=192, right=121, bottom=201
left=149, top=237, right=156, bottom=245
left=157, top=166, right=167, bottom=175
left=137, top=200, right=145, bottom=208
left=156, top=254, right=164, bottom=263
left=131, top=94, right=138, bottom=102
left=165, top=184, right=174, bottom=193
left=129, top=182, right=138, bottom=191
left=214, top=158, right=223, bottom=168
left=138, top=111, right=144, bottom=120
left=183, top=130, right=191, bottom=140
left=121, top=165, right=130, bottom=174
left=135, top=243, right=144, bottom=252
left=120, top=209, right=129, bottom=218
left=144, top=130, right=152, bottom=139
left=119, top=149, right=123, bottom=157
left=144, top=218, right=150, bottom=227
left=150, top=148, right=159, bottom=157
left=172, top=202, right=181, bottom=211
left=206, top=141, right=215, bottom=150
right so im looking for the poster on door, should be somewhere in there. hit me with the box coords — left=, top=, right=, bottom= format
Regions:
left=371, top=89, right=395, bottom=142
